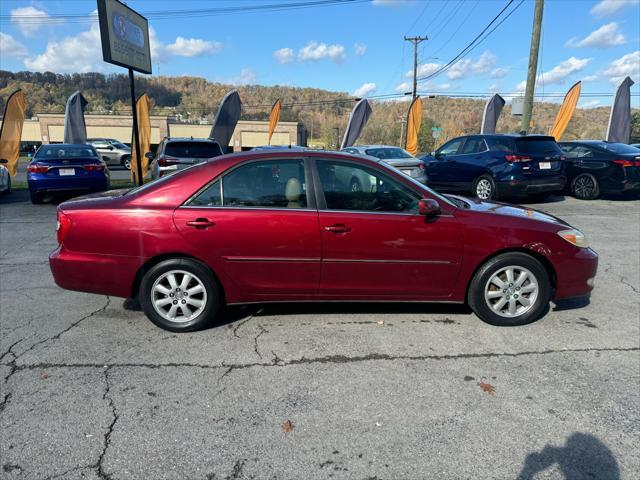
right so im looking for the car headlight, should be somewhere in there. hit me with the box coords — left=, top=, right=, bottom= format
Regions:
left=558, top=229, right=589, bottom=248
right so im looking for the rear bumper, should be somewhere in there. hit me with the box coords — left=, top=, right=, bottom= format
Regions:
left=28, top=175, right=109, bottom=194
left=497, top=175, right=566, bottom=196
left=553, top=247, right=598, bottom=300
left=49, top=245, right=142, bottom=298
left=602, top=178, right=640, bottom=194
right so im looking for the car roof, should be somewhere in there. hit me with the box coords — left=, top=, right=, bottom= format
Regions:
left=346, top=145, right=406, bottom=149
left=164, top=137, right=219, bottom=143
left=41, top=143, right=96, bottom=148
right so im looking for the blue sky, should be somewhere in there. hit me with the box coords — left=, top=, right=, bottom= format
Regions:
left=0, top=0, right=638, bottom=107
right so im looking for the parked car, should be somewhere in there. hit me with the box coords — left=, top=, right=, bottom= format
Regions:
left=420, top=134, right=566, bottom=200
left=50, top=150, right=597, bottom=332
left=0, top=159, right=11, bottom=195
left=558, top=141, right=640, bottom=199
left=87, top=138, right=132, bottom=169
left=341, top=145, right=428, bottom=186
left=149, top=137, right=224, bottom=179
left=27, top=144, right=109, bottom=204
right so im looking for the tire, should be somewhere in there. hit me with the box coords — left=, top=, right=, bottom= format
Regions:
left=473, top=175, right=497, bottom=200
left=571, top=173, right=599, bottom=200
left=139, top=258, right=221, bottom=332
left=121, top=155, right=131, bottom=170
left=350, top=177, right=363, bottom=192
left=30, top=191, right=44, bottom=204
left=467, top=252, right=551, bottom=326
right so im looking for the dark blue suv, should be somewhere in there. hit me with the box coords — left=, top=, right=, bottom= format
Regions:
left=420, top=134, right=566, bottom=200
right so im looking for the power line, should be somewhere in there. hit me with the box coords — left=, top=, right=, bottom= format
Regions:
left=416, top=0, right=519, bottom=82
left=0, top=0, right=371, bottom=24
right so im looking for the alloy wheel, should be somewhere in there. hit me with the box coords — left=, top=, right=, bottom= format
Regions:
left=476, top=178, right=493, bottom=200
left=573, top=175, right=596, bottom=199
left=151, top=269, right=207, bottom=323
left=483, top=266, right=539, bottom=318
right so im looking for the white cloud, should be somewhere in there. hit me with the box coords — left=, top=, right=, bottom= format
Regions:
left=516, top=57, right=592, bottom=90
left=408, top=62, right=442, bottom=78
left=582, top=74, right=599, bottom=81
left=372, top=0, right=408, bottom=5
left=591, top=0, right=639, bottom=16
left=566, top=23, right=625, bottom=48
left=354, top=43, right=367, bottom=56
left=579, top=99, right=602, bottom=109
left=437, top=51, right=497, bottom=80
left=0, top=32, right=28, bottom=58
left=10, top=6, right=49, bottom=36
left=230, top=68, right=258, bottom=85
left=24, top=24, right=220, bottom=72
left=273, top=47, right=295, bottom=64
left=298, top=41, right=346, bottom=63
left=395, top=80, right=451, bottom=93
left=352, top=82, right=377, bottom=97
left=491, top=67, right=510, bottom=78
left=488, top=83, right=500, bottom=93
left=603, top=50, right=640, bottom=84
left=165, top=37, right=222, bottom=57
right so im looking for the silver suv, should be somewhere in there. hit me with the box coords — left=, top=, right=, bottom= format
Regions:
left=341, top=145, right=428, bottom=185
left=87, top=138, right=132, bottom=169
left=149, top=137, right=224, bottom=179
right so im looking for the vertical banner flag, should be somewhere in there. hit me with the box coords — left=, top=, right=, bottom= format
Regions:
left=0, top=89, right=26, bottom=176
left=63, top=91, right=88, bottom=144
left=130, top=93, right=151, bottom=183
left=209, top=90, right=242, bottom=149
left=340, top=98, right=372, bottom=149
left=549, top=81, right=581, bottom=140
left=607, top=76, right=634, bottom=144
left=267, top=99, right=282, bottom=145
left=405, top=96, right=423, bottom=156
left=480, top=94, right=505, bottom=134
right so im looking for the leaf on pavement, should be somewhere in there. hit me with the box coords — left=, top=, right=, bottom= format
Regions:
left=479, top=382, right=496, bottom=395
left=282, top=420, right=294, bottom=432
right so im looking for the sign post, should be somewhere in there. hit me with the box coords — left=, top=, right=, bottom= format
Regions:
left=96, top=0, right=152, bottom=185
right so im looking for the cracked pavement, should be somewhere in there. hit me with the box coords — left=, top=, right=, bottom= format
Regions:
left=1, top=191, right=638, bottom=480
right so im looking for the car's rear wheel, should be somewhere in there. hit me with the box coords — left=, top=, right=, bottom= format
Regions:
left=468, top=252, right=551, bottom=326
left=571, top=173, right=599, bottom=200
left=121, top=155, right=131, bottom=170
left=30, top=191, right=44, bottom=204
left=139, top=258, right=220, bottom=332
left=473, top=175, right=496, bottom=200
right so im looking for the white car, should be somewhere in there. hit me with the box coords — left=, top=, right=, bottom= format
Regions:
left=341, top=145, right=428, bottom=187
left=0, top=160, right=11, bottom=195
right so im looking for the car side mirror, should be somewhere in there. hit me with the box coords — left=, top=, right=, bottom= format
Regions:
left=0, top=158, right=8, bottom=164
left=434, top=152, right=444, bottom=159
left=418, top=198, right=441, bottom=216
left=145, top=152, right=154, bottom=160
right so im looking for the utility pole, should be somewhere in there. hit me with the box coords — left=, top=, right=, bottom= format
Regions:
left=521, top=0, right=544, bottom=134
left=334, top=127, right=340, bottom=149
left=404, top=35, right=428, bottom=100
left=398, top=115, right=407, bottom=147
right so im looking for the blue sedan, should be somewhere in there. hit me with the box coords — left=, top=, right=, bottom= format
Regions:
left=27, top=144, right=110, bottom=204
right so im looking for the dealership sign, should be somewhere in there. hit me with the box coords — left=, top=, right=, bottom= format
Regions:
left=97, top=0, right=152, bottom=74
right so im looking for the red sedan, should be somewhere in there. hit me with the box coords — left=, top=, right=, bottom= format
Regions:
left=50, top=151, right=597, bottom=332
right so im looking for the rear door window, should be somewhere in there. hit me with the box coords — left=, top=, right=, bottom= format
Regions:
left=460, top=137, right=486, bottom=154
left=486, top=137, right=516, bottom=152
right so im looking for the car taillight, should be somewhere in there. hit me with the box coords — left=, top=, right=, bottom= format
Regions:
left=613, top=159, right=640, bottom=167
left=158, top=156, right=179, bottom=167
left=418, top=162, right=425, bottom=170
left=83, top=163, right=105, bottom=171
left=505, top=155, right=532, bottom=163
left=27, top=163, right=49, bottom=173
left=56, top=210, right=72, bottom=245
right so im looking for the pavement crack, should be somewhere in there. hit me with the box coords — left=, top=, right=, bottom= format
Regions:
left=0, top=392, right=12, bottom=413
left=231, top=306, right=263, bottom=338
left=619, top=276, right=639, bottom=294
left=95, top=366, right=117, bottom=480
left=252, top=325, right=268, bottom=359
left=0, top=339, right=23, bottom=364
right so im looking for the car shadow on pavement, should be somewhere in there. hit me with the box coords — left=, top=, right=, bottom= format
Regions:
left=553, top=295, right=591, bottom=312
left=0, top=189, right=29, bottom=204
left=516, top=433, right=620, bottom=480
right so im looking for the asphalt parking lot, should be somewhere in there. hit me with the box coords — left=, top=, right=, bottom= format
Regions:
left=0, top=190, right=638, bottom=480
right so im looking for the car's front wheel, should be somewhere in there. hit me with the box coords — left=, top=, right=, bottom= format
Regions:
left=121, top=155, right=131, bottom=170
left=473, top=175, right=496, bottom=200
left=139, top=258, right=220, bottom=332
left=468, top=252, right=551, bottom=326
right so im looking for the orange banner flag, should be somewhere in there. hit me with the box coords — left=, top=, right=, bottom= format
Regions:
left=405, top=96, right=423, bottom=156
left=130, top=93, right=151, bottom=183
left=549, top=81, right=581, bottom=140
left=267, top=99, right=281, bottom=145
left=0, top=89, right=26, bottom=176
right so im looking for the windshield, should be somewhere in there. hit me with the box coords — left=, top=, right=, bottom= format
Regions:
left=365, top=147, right=414, bottom=159
left=379, top=161, right=456, bottom=208
left=110, top=141, right=129, bottom=149
left=515, top=138, right=563, bottom=154
left=35, top=145, right=98, bottom=159
left=594, top=142, right=640, bottom=154
left=165, top=142, right=222, bottom=158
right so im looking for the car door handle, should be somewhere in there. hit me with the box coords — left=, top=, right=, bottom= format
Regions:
left=186, top=218, right=215, bottom=230
left=324, top=224, right=351, bottom=234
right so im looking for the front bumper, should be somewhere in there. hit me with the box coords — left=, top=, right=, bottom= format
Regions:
left=497, top=175, right=566, bottom=196
left=553, top=247, right=598, bottom=300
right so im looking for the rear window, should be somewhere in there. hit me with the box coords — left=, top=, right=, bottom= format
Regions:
left=36, top=145, right=98, bottom=159
left=594, top=142, right=640, bottom=154
left=515, top=138, right=562, bottom=155
left=365, top=147, right=413, bottom=159
left=165, top=141, right=222, bottom=158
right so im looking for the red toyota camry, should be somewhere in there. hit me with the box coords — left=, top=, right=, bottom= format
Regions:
left=50, top=150, right=598, bottom=332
